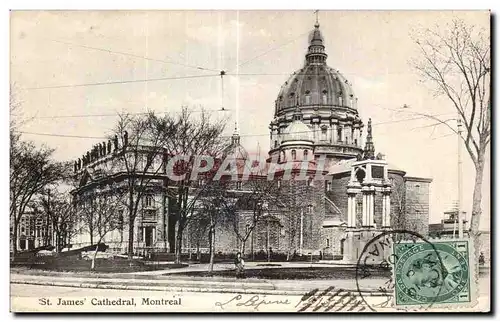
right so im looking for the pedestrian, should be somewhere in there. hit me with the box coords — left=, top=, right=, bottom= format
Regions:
left=234, top=252, right=245, bottom=278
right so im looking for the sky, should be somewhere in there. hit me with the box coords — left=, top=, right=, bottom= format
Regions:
left=10, top=10, right=490, bottom=229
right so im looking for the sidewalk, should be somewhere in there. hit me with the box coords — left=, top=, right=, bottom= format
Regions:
left=133, top=261, right=354, bottom=276
left=10, top=271, right=387, bottom=296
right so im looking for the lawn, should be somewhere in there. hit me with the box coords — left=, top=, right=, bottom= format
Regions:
left=167, top=266, right=391, bottom=280
left=11, top=257, right=187, bottom=273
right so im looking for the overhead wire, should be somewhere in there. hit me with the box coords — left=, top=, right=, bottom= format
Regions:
left=47, top=38, right=220, bottom=73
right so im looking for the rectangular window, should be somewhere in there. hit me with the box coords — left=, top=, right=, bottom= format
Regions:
left=326, top=238, right=330, bottom=247
left=326, top=181, right=332, bottom=192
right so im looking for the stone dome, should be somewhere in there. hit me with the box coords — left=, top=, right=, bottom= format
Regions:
left=223, top=131, right=249, bottom=161
left=282, top=119, right=313, bottom=143
left=274, top=24, right=357, bottom=116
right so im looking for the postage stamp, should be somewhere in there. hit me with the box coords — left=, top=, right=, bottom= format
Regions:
left=393, top=239, right=476, bottom=309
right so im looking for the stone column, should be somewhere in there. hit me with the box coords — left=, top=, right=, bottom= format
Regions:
left=359, top=128, right=364, bottom=147
left=354, top=125, right=360, bottom=146
left=347, top=196, right=352, bottom=227
left=352, top=196, right=357, bottom=227
left=368, top=193, right=375, bottom=227
left=362, top=193, right=368, bottom=227
left=382, top=193, right=391, bottom=228
left=332, top=122, right=338, bottom=143
left=347, top=193, right=357, bottom=228
left=345, top=124, right=351, bottom=144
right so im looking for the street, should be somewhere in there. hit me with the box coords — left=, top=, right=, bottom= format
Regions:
left=11, top=275, right=490, bottom=313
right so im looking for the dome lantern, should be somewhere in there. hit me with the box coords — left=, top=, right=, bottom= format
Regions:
left=306, top=23, right=327, bottom=65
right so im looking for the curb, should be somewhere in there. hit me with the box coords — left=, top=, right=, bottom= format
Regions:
left=11, top=279, right=389, bottom=297
left=10, top=279, right=302, bottom=295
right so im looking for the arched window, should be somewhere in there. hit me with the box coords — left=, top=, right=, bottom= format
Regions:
left=322, top=92, right=328, bottom=104
left=337, top=127, right=342, bottom=142
left=280, top=151, right=286, bottom=162
left=321, top=127, right=327, bottom=141
left=303, top=150, right=309, bottom=160
left=144, top=195, right=154, bottom=208
left=291, top=149, right=297, bottom=160
left=307, top=205, right=313, bottom=214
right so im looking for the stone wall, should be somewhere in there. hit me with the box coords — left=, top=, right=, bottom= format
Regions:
left=404, top=177, right=432, bottom=236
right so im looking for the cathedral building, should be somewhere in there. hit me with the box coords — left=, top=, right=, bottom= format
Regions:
left=70, top=21, right=432, bottom=262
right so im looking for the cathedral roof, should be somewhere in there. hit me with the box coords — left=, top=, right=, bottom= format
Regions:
left=274, top=23, right=357, bottom=116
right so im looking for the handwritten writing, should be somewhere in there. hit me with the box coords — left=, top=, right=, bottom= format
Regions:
left=215, top=295, right=291, bottom=311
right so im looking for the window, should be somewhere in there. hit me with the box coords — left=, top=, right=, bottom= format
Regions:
left=146, top=153, right=154, bottom=166
left=326, top=238, right=330, bottom=247
left=322, top=94, right=327, bottom=105
left=280, top=151, right=286, bottom=162
left=145, top=195, right=154, bottom=208
left=308, top=179, right=314, bottom=187
left=291, top=150, right=297, bottom=160
left=339, top=96, right=343, bottom=106
left=326, top=181, right=332, bottom=192
left=337, top=127, right=342, bottom=142
left=303, top=150, right=309, bottom=160
left=321, top=127, right=327, bottom=141
left=277, top=180, right=281, bottom=189
left=307, top=205, right=313, bottom=214
left=274, top=140, right=278, bottom=148
left=305, top=95, right=311, bottom=105
left=236, top=182, right=242, bottom=190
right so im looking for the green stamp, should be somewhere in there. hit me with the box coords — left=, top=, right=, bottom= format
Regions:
left=393, top=239, right=475, bottom=308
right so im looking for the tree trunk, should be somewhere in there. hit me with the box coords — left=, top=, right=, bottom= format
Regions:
left=12, top=221, right=18, bottom=257
left=127, top=190, right=135, bottom=260
left=91, top=243, right=100, bottom=271
left=239, top=240, right=246, bottom=257
left=469, top=156, right=485, bottom=257
left=209, top=226, right=215, bottom=273
left=175, top=220, right=183, bottom=264
left=127, top=217, right=135, bottom=260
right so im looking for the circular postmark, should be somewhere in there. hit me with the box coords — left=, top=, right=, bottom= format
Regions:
left=354, top=230, right=448, bottom=312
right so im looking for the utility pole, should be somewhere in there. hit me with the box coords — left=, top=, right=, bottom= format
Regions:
left=457, top=118, right=464, bottom=238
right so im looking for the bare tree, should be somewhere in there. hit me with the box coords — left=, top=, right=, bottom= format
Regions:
left=77, top=189, right=123, bottom=270
left=111, top=111, right=175, bottom=259
left=10, top=139, right=64, bottom=256
left=411, top=19, right=490, bottom=245
left=163, top=108, right=228, bottom=263
left=39, top=191, right=77, bottom=252
left=197, top=181, right=232, bottom=273
left=225, top=178, right=280, bottom=256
